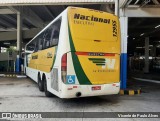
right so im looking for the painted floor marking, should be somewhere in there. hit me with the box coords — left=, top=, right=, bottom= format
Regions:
left=134, top=77, right=160, bottom=84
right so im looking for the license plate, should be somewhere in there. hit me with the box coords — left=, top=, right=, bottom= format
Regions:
left=92, top=86, right=101, bottom=91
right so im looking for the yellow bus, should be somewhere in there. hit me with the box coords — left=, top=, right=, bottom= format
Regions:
left=24, top=7, right=121, bottom=98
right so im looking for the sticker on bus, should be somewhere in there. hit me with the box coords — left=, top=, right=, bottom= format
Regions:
left=92, top=86, right=101, bottom=91
left=67, top=75, right=75, bottom=84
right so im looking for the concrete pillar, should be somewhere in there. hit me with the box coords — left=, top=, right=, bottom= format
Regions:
left=17, top=13, right=22, bottom=56
left=144, top=37, right=149, bottom=73
left=115, top=0, right=119, bottom=16
left=120, top=17, right=128, bottom=89
left=16, top=13, right=22, bottom=72
left=152, top=45, right=156, bottom=57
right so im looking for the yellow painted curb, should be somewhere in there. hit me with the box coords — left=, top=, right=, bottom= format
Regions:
left=119, top=88, right=141, bottom=95
left=4, top=74, right=17, bottom=78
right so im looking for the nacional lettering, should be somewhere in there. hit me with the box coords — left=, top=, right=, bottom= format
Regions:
left=74, top=13, right=110, bottom=24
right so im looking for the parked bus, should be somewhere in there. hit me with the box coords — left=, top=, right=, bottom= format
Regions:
left=24, top=7, right=121, bottom=98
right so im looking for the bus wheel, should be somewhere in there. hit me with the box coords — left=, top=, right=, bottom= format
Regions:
left=38, top=74, right=44, bottom=92
left=44, top=77, right=53, bottom=97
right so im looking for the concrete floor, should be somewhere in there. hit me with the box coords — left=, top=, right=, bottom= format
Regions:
left=0, top=77, right=160, bottom=121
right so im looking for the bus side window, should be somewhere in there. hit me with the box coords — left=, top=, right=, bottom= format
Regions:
left=26, top=43, right=35, bottom=51
left=38, top=34, right=44, bottom=51
left=43, top=29, right=52, bottom=49
left=34, top=40, right=38, bottom=52
left=43, top=39, right=50, bottom=49
left=50, top=30, right=59, bottom=47
left=50, top=18, right=61, bottom=47
left=38, top=39, right=43, bottom=50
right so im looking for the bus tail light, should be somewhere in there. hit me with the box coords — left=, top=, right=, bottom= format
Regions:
left=61, top=53, right=67, bottom=83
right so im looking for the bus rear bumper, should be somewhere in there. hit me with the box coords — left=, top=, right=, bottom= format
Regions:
left=60, top=82, right=120, bottom=98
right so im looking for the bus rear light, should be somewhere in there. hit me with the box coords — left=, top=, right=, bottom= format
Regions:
left=61, top=53, right=67, bottom=83
left=112, top=83, right=116, bottom=86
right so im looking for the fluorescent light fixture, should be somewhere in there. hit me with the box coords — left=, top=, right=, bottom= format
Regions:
left=155, top=25, right=160, bottom=29
left=140, top=33, right=144, bottom=36
left=4, top=42, right=10, bottom=45
left=136, top=47, right=143, bottom=49
left=157, top=45, right=160, bottom=48
left=128, top=5, right=140, bottom=8
left=139, top=56, right=153, bottom=59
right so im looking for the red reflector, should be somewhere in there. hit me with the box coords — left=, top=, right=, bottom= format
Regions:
left=73, top=86, right=77, bottom=88
left=112, top=83, right=116, bottom=86
left=62, top=53, right=67, bottom=62
left=61, top=53, right=67, bottom=83
left=92, top=86, right=101, bottom=90
left=67, top=88, right=72, bottom=90
left=62, top=63, right=67, bottom=67
left=104, top=53, right=115, bottom=56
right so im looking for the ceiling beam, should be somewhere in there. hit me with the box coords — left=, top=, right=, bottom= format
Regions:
left=0, top=9, right=15, bottom=14
left=129, top=26, right=157, bottom=29
left=0, top=28, right=18, bottom=31
left=134, top=0, right=140, bottom=5
left=0, top=18, right=16, bottom=29
left=129, top=27, right=160, bottom=38
left=140, top=0, right=151, bottom=7
left=120, top=7, right=160, bottom=17
left=0, top=24, right=6, bottom=29
left=2, top=15, right=30, bottom=29
left=119, top=0, right=128, bottom=8
left=0, top=28, right=41, bottom=42
left=125, top=0, right=133, bottom=7
left=152, top=0, right=160, bottom=4
left=43, top=6, right=55, bottom=19
left=0, top=1, right=114, bottom=6
left=8, top=6, right=45, bottom=28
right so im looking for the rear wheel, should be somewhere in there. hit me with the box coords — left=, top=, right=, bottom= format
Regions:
left=38, top=74, right=44, bottom=92
left=44, top=77, right=53, bottom=97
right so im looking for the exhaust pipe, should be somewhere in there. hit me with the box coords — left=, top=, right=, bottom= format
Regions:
left=76, top=92, right=81, bottom=97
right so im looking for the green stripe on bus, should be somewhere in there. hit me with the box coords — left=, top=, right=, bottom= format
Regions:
left=96, top=64, right=106, bottom=66
left=50, top=47, right=58, bottom=71
left=92, top=61, right=106, bottom=64
left=68, top=24, right=92, bottom=85
left=89, top=58, right=105, bottom=61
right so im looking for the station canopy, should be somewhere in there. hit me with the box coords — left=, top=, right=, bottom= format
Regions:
left=0, top=0, right=115, bottom=47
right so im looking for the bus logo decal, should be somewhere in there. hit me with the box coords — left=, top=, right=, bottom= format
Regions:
left=47, top=52, right=53, bottom=58
left=32, top=55, right=38, bottom=59
left=89, top=58, right=116, bottom=69
left=67, top=75, right=75, bottom=84
left=74, top=13, right=110, bottom=24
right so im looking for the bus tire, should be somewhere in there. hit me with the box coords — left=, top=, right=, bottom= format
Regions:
left=44, top=77, right=53, bottom=97
left=38, top=74, right=44, bottom=92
